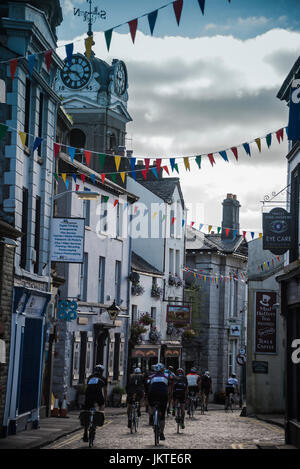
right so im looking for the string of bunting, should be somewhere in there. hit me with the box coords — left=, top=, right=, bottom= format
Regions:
left=0, top=0, right=232, bottom=74
left=189, top=222, right=263, bottom=242
left=183, top=266, right=247, bottom=284
left=257, top=255, right=283, bottom=272
left=0, top=122, right=288, bottom=183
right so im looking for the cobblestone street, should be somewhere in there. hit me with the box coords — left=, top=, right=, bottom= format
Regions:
left=43, top=406, right=285, bottom=450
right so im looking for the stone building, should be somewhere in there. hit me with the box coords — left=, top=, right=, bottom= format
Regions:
left=184, top=194, right=248, bottom=398
left=0, top=0, right=63, bottom=435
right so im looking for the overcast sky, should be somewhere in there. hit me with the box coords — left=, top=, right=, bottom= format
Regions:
left=57, top=0, right=300, bottom=236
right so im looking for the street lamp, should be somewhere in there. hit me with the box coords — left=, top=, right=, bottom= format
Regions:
left=107, top=300, right=120, bottom=321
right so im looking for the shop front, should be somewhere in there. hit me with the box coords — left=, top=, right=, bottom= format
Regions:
left=161, top=341, right=182, bottom=370
left=277, top=261, right=300, bottom=448
left=130, top=345, right=161, bottom=373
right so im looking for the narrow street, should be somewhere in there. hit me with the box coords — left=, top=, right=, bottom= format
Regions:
left=43, top=406, right=285, bottom=450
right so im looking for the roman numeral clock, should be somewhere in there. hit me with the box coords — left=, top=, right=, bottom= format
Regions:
left=61, top=54, right=92, bottom=90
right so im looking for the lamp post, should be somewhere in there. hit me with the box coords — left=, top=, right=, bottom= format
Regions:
left=107, top=300, right=121, bottom=321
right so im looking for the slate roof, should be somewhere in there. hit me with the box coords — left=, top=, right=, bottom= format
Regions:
left=138, top=178, right=185, bottom=208
left=131, top=252, right=164, bottom=276
left=186, top=226, right=248, bottom=257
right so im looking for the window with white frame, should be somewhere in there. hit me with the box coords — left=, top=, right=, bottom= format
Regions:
left=98, top=256, right=105, bottom=303
left=132, top=304, right=138, bottom=323
left=169, top=248, right=174, bottom=275
left=100, top=195, right=108, bottom=232
left=80, top=253, right=88, bottom=301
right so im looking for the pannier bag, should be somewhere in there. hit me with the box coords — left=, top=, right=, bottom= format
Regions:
left=79, top=410, right=104, bottom=427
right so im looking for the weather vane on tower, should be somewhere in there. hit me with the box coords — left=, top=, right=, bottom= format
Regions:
left=73, top=0, right=107, bottom=37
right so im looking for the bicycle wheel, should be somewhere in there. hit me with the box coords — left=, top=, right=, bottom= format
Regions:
left=176, top=406, right=180, bottom=433
left=88, top=425, right=95, bottom=448
left=134, top=407, right=139, bottom=432
left=130, top=407, right=134, bottom=434
left=190, top=400, right=195, bottom=418
left=154, top=409, right=160, bottom=446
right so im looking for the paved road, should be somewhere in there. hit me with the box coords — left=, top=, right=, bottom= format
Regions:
left=43, top=407, right=285, bottom=450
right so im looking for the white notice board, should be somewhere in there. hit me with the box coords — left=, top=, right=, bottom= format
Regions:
left=51, top=218, right=85, bottom=263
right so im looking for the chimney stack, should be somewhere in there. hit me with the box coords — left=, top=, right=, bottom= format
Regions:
left=221, top=194, right=241, bottom=241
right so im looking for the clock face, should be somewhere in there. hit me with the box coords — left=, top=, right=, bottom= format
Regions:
left=114, top=62, right=127, bottom=96
left=61, top=54, right=92, bottom=90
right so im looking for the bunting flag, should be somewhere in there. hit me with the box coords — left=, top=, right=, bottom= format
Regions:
left=226, top=228, right=230, bottom=237
left=84, top=150, right=92, bottom=167
left=251, top=232, right=255, bottom=239
left=142, top=169, right=148, bottom=180
left=171, top=217, right=176, bottom=225
left=199, top=224, right=204, bottom=230
left=255, top=138, right=261, bottom=152
left=65, top=43, right=74, bottom=66
left=173, top=0, right=184, bottom=26
left=208, top=225, right=212, bottom=233
left=62, top=173, right=67, bottom=185
left=259, top=232, right=263, bottom=240
left=144, top=158, right=150, bottom=172
left=144, top=208, right=149, bottom=216
left=219, top=151, right=228, bottom=162
left=148, top=10, right=158, bottom=35
left=182, top=219, right=185, bottom=227
left=152, top=212, right=158, bottom=219
left=120, top=172, right=125, bottom=183
left=0, top=124, right=8, bottom=141
left=101, top=173, right=105, bottom=184
left=114, top=155, right=121, bottom=172
left=54, top=173, right=59, bottom=182
left=130, top=157, right=136, bottom=179
left=113, top=199, right=119, bottom=207
left=111, top=174, right=116, bottom=183
left=195, top=155, right=201, bottom=169
left=198, top=0, right=205, bottom=15
left=44, top=49, right=53, bottom=72
left=231, top=147, right=238, bottom=161
left=69, top=147, right=76, bottom=163
left=208, top=153, right=216, bottom=167
left=32, top=137, right=43, bottom=152
left=163, top=165, right=169, bottom=175
left=174, top=163, right=179, bottom=174
left=128, top=18, right=138, bottom=43
left=90, top=174, right=95, bottom=185
left=191, top=222, right=195, bottom=227
left=85, top=36, right=93, bottom=60
left=170, top=158, right=176, bottom=172
left=105, top=29, right=113, bottom=51
left=28, top=54, right=36, bottom=78
left=243, top=231, right=246, bottom=239
left=276, top=128, right=284, bottom=143
left=217, top=226, right=221, bottom=234
left=266, top=133, right=272, bottom=149
left=103, top=195, right=109, bottom=203
left=151, top=167, right=158, bottom=179
left=243, top=142, right=251, bottom=157
left=156, top=158, right=162, bottom=174
left=53, top=142, right=61, bottom=159
left=80, top=174, right=86, bottom=184
left=184, top=157, right=190, bottom=171
left=10, top=59, right=18, bottom=82
left=72, top=174, right=77, bottom=184
left=76, top=184, right=80, bottom=191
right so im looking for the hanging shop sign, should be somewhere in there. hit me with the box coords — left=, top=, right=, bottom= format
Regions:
left=255, top=291, right=277, bottom=354
left=262, top=207, right=292, bottom=255
left=166, top=305, right=191, bottom=325
left=57, top=300, right=78, bottom=322
left=51, top=217, right=85, bottom=263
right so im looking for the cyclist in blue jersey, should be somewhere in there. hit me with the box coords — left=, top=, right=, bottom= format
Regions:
left=148, top=363, right=169, bottom=440
left=164, top=366, right=175, bottom=415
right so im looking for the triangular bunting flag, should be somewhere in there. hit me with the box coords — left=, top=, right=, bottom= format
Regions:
left=184, top=157, right=190, bottom=171
left=251, top=232, right=255, bottom=239
left=255, top=138, right=261, bottom=152
left=105, top=29, right=113, bottom=51
left=208, top=225, right=212, bottom=233
left=231, top=147, right=238, bottom=161
left=144, top=158, right=150, bottom=172
left=72, top=174, right=77, bottom=184
left=90, top=174, right=95, bottom=185
left=233, top=229, right=237, bottom=239
left=80, top=174, right=86, bottom=184
left=173, top=0, right=183, bottom=26
left=120, top=172, right=125, bottom=183
left=219, top=151, right=228, bottom=162
left=276, top=128, right=284, bottom=143
left=101, top=173, right=105, bottom=184
left=62, top=173, right=67, bottom=184
left=10, top=59, right=18, bottom=82
left=195, top=155, right=201, bottom=169
left=174, top=163, right=179, bottom=174
left=128, top=18, right=138, bottom=43
left=152, top=212, right=158, bottom=219
left=103, top=195, right=109, bottom=203
left=53, top=143, right=60, bottom=159
left=243, top=143, right=251, bottom=156
left=217, top=226, right=221, bottom=234
left=171, top=217, right=176, bottom=225
left=84, top=150, right=92, bottom=166
left=198, top=0, right=205, bottom=15
left=114, top=155, right=121, bottom=172
left=170, top=158, right=176, bottom=172
left=191, top=222, right=195, bottom=227
left=155, top=158, right=162, bottom=174
left=182, top=219, right=185, bottom=227
left=151, top=167, right=158, bottom=179
left=76, top=184, right=80, bottom=191
left=69, top=147, right=76, bottom=163
left=32, top=137, right=43, bottom=152
left=266, top=133, right=272, bottom=148
left=142, top=169, right=148, bottom=180
left=45, top=49, right=53, bottom=72
left=148, top=10, right=158, bottom=35
left=111, top=174, right=116, bottom=183
left=28, top=54, right=36, bottom=78
left=226, top=228, right=230, bottom=237
left=54, top=173, right=59, bottom=182
left=208, top=153, right=216, bottom=166
left=259, top=233, right=262, bottom=240
left=0, top=125, right=8, bottom=141
left=163, top=165, right=169, bottom=175
left=113, top=199, right=119, bottom=207
left=85, top=35, right=93, bottom=61
left=65, top=43, right=74, bottom=66
left=199, top=224, right=204, bottom=230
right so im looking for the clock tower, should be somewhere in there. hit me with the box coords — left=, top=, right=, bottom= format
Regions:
left=54, top=47, right=132, bottom=182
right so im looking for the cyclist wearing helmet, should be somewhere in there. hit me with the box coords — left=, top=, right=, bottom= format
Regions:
left=186, top=367, right=201, bottom=413
left=172, top=368, right=188, bottom=429
left=200, top=371, right=212, bottom=411
left=126, top=367, right=144, bottom=428
left=164, top=365, right=175, bottom=415
left=83, top=364, right=107, bottom=442
left=226, top=373, right=239, bottom=396
left=147, top=363, right=169, bottom=440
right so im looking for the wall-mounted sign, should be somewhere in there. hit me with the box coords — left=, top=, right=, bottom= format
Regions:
left=57, top=300, right=78, bottom=322
left=252, top=361, right=268, bottom=374
left=229, top=324, right=241, bottom=337
left=51, top=218, right=85, bottom=263
left=236, top=354, right=246, bottom=366
left=167, top=305, right=190, bottom=325
left=263, top=207, right=292, bottom=255
left=255, top=291, right=277, bottom=354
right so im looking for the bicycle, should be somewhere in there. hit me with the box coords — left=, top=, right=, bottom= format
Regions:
left=80, top=407, right=104, bottom=448
left=174, top=400, right=184, bottom=433
left=153, top=402, right=162, bottom=446
left=88, top=408, right=97, bottom=447
left=187, top=391, right=197, bottom=419
left=129, top=395, right=139, bottom=433
left=225, top=391, right=236, bottom=412
left=199, top=392, right=206, bottom=415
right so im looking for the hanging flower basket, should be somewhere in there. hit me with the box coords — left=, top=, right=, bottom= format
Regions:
left=151, top=285, right=162, bottom=298
left=149, top=326, right=161, bottom=344
left=131, top=283, right=145, bottom=296
left=130, top=323, right=147, bottom=345
left=139, top=313, right=154, bottom=326
left=168, top=275, right=176, bottom=286
left=182, top=328, right=196, bottom=340
left=175, top=276, right=183, bottom=287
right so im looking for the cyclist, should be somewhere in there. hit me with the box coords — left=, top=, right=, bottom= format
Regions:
left=126, top=367, right=144, bottom=428
left=225, top=373, right=239, bottom=408
left=164, top=365, right=175, bottom=414
left=148, top=363, right=169, bottom=440
left=200, top=370, right=212, bottom=411
left=172, top=368, right=188, bottom=429
left=186, top=367, right=201, bottom=414
left=83, top=364, right=107, bottom=442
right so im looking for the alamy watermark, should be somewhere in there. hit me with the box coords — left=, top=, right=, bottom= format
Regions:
left=291, top=339, right=300, bottom=364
